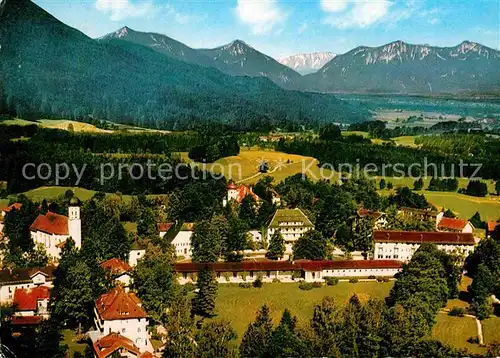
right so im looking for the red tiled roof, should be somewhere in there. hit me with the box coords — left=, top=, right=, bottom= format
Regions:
left=358, top=209, right=384, bottom=220
left=438, top=217, right=468, bottom=231
left=13, top=286, right=50, bottom=311
left=100, top=258, right=132, bottom=275
left=1, top=203, right=22, bottom=213
left=174, top=259, right=402, bottom=273
left=95, top=287, right=147, bottom=321
left=93, top=333, right=140, bottom=358
left=11, top=316, right=43, bottom=325
left=157, top=222, right=174, bottom=232
left=30, top=212, right=68, bottom=235
left=374, top=231, right=475, bottom=245
left=140, top=352, right=154, bottom=358
left=227, top=182, right=238, bottom=190
left=236, top=185, right=260, bottom=203
left=487, top=221, right=499, bottom=232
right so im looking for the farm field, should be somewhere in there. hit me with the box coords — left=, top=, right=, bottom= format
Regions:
left=482, top=317, right=500, bottom=345
left=431, top=313, right=484, bottom=355
left=213, top=281, right=393, bottom=340
left=181, top=148, right=339, bottom=184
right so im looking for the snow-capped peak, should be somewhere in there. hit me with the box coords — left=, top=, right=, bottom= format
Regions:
left=279, top=52, right=336, bottom=74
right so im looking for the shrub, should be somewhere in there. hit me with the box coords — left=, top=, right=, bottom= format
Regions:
left=368, top=275, right=376, bottom=279
left=349, top=278, right=359, bottom=284
left=292, top=271, right=302, bottom=280
left=239, top=282, right=252, bottom=288
left=272, top=278, right=281, bottom=283
left=449, top=307, right=466, bottom=317
left=184, top=282, right=196, bottom=292
left=312, top=281, right=323, bottom=288
left=299, top=282, right=313, bottom=290
left=376, top=276, right=390, bottom=283
left=253, top=276, right=263, bottom=288
left=467, top=336, right=480, bottom=344
left=222, top=272, right=231, bottom=282
left=240, top=272, right=248, bottom=281
left=325, top=277, right=339, bottom=286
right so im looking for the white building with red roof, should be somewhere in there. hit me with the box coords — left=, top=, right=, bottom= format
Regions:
left=100, top=258, right=133, bottom=288
left=11, top=285, right=50, bottom=325
left=92, top=332, right=153, bottom=358
left=29, top=205, right=81, bottom=261
left=223, top=182, right=261, bottom=207
left=93, top=287, right=152, bottom=353
left=373, top=230, right=476, bottom=262
left=436, top=217, right=474, bottom=233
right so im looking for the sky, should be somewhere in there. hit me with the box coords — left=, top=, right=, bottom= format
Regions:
left=34, top=0, right=500, bottom=59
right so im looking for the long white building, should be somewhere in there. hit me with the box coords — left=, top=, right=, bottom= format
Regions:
left=373, top=230, right=476, bottom=262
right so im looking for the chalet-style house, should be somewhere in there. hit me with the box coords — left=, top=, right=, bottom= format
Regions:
left=30, top=205, right=81, bottom=261
left=436, top=217, right=474, bottom=233
left=373, top=230, right=476, bottom=261
left=171, top=222, right=194, bottom=259
left=92, top=332, right=154, bottom=358
left=100, top=258, right=132, bottom=288
left=357, top=208, right=387, bottom=229
left=267, top=208, right=314, bottom=256
left=175, top=259, right=402, bottom=284
left=157, top=222, right=174, bottom=238
left=129, top=241, right=146, bottom=267
left=11, top=285, right=50, bottom=325
left=0, top=266, right=55, bottom=303
left=93, top=287, right=152, bottom=353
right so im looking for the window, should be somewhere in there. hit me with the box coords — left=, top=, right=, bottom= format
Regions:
left=233, top=272, right=237, bottom=278
left=122, top=328, right=126, bottom=333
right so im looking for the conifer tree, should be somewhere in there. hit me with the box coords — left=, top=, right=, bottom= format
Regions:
left=192, top=268, right=218, bottom=318
left=266, top=230, right=285, bottom=260
left=240, top=305, right=274, bottom=358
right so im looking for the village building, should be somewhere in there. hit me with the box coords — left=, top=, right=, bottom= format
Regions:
left=92, top=332, right=154, bottom=358
left=267, top=208, right=314, bottom=255
left=129, top=241, right=146, bottom=267
left=436, top=217, right=474, bottom=233
left=30, top=204, right=81, bottom=262
left=100, top=258, right=132, bottom=288
left=175, top=259, right=402, bottom=284
left=373, top=230, right=476, bottom=262
left=92, top=287, right=152, bottom=353
left=157, top=222, right=174, bottom=238
left=11, top=285, right=50, bottom=326
left=223, top=182, right=261, bottom=207
left=398, top=207, right=440, bottom=225
left=357, top=208, right=387, bottom=229
left=171, top=222, right=194, bottom=259
left=0, top=266, right=55, bottom=303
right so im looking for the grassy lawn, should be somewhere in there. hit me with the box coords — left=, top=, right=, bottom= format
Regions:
left=482, top=317, right=500, bottom=345
left=432, top=312, right=485, bottom=355
left=122, top=221, right=138, bottom=234
left=62, top=329, right=87, bottom=355
left=214, top=281, right=393, bottom=340
left=182, top=148, right=339, bottom=184
left=0, top=199, right=10, bottom=209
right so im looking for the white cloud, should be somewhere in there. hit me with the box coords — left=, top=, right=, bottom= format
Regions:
left=428, top=18, right=440, bottom=25
left=323, top=0, right=393, bottom=29
left=235, top=0, right=287, bottom=35
left=95, top=0, right=154, bottom=21
left=298, top=22, right=308, bottom=34
left=321, top=0, right=349, bottom=13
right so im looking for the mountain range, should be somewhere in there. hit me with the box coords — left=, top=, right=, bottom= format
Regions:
left=279, top=52, right=337, bottom=75
left=305, top=40, right=500, bottom=93
left=98, top=25, right=500, bottom=95
left=0, top=0, right=366, bottom=129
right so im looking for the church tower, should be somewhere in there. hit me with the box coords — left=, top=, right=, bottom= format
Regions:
left=68, top=198, right=81, bottom=249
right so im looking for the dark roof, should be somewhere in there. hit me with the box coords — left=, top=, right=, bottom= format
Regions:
left=358, top=208, right=384, bottom=220
left=374, top=230, right=475, bottom=245
left=11, top=316, right=43, bottom=325
left=0, top=266, right=55, bottom=284
left=174, top=259, right=402, bottom=273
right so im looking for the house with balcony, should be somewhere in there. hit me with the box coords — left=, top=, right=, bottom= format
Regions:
left=267, top=208, right=314, bottom=256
